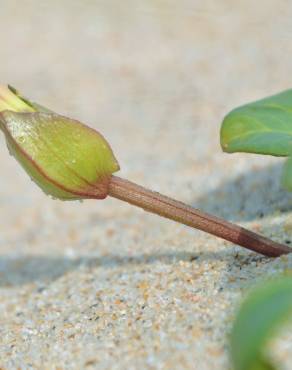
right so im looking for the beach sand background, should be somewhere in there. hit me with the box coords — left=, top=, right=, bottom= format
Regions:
left=0, top=1, right=292, bottom=369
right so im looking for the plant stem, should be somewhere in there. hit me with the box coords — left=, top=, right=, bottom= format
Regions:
left=108, top=176, right=291, bottom=257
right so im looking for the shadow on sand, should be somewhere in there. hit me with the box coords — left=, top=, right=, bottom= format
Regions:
left=0, top=249, right=270, bottom=288
left=1, top=163, right=291, bottom=288
left=194, top=162, right=292, bottom=222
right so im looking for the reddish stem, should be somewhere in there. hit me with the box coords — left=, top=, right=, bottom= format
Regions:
left=108, top=176, right=291, bottom=257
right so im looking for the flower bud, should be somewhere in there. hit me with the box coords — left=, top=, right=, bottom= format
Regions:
left=0, top=85, right=120, bottom=200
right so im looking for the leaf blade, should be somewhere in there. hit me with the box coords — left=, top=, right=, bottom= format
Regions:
left=231, top=277, right=292, bottom=370
left=221, top=90, right=292, bottom=157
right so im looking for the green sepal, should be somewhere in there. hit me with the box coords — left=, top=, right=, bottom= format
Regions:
left=0, top=85, right=120, bottom=200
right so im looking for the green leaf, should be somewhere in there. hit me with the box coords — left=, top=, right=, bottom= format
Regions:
left=231, top=277, right=292, bottom=370
left=221, top=89, right=292, bottom=157
left=281, top=157, right=292, bottom=191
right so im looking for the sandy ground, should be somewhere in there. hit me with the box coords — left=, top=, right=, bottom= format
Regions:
left=0, top=1, right=292, bottom=369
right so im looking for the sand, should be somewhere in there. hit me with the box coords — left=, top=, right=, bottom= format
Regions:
left=0, top=1, right=292, bottom=369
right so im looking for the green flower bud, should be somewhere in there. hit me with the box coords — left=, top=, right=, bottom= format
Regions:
left=0, top=85, right=120, bottom=200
